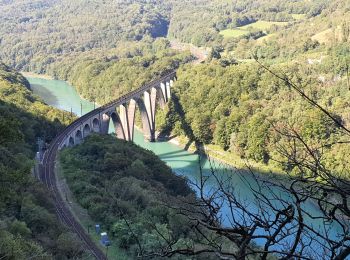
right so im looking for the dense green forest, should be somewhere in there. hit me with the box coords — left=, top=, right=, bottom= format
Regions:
left=0, top=0, right=349, bottom=174
left=47, top=39, right=193, bottom=104
left=1, top=0, right=349, bottom=71
left=1, top=0, right=349, bottom=178
left=0, top=63, right=86, bottom=258
left=59, top=134, right=236, bottom=259
left=169, top=46, right=350, bottom=176
left=0, top=0, right=171, bottom=70
left=0, top=0, right=350, bottom=258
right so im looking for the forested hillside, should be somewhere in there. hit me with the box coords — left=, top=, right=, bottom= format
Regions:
left=0, top=63, right=86, bottom=258
left=1, top=0, right=349, bottom=175
left=59, top=135, right=237, bottom=259
left=0, top=0, right=350, bottom=258
left=47, top=39, right=193, bottom=104
left=1, top=0, right=349, bottom=71
left=168, top=0, right=325, bottom=46
left=1, top=0, right=349, bottom=178
left=0, top=0, right=171, bottom=70
left=171, top=51, right=350, bottom=175
left=163, top=0, right=350, bottom=177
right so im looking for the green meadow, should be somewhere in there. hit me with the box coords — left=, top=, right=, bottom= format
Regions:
left=240, top=20, right=289, bottom=31
left=291, top=13, right=307, bottom=20
left=220, top=20, right=290, bottom=39
left=219, top=28, right=250, bottom=38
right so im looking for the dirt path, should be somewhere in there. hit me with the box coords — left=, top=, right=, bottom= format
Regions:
left=170, top=39, right=209, bottom=64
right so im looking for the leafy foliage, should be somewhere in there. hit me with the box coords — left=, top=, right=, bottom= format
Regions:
left=0, top=0, right=171, bottom=70
left=60, top=134, right=211, bottom=258
left=164, top=57, right=350, bottom=180
left=0, top=63, right=84, bottom=258
left=47, top=39, right=193, bottom=104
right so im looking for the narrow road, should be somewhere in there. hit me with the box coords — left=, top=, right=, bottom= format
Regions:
left=170, top=40, right=208, bottom=64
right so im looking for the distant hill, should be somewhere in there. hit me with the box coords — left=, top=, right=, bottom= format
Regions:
left=0, top=0, right=349, bottom=71
left=0, top=0, right=171, bottom=70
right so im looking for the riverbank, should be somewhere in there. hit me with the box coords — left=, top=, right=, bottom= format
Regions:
left=21, top=71, right=54, bottom=80
left=161, top=132, right=283, bottom=177
left=163, top=133, right=350, bottom=218
left=21, top=72, right=101, bottom=111
left=24, top=72, right=283, bottom=177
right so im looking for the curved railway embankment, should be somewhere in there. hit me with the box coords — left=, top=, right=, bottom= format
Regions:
left=40, top=71, right=176, bottom=259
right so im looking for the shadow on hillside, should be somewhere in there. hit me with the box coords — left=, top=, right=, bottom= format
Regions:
left=30, top=83, right=59, bottom=107
left=0, top=99, right=66, bottom=152
left=157, top=92, right=203, bottom=153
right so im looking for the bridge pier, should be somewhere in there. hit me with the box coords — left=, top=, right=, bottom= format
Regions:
left=160, top=82, right=168, bottom=103
left=166, top=81, right=171, bottom=100
left=143, top=89, right=157, bottom=141
left=119, top=104, right=130, bottom=141
left=127, top=99, right=136, bottom=141
left=101, top=114, right=110, bottom=134
left=136, top=98, right=154, bottom=142
left=110, top=112, right=125, bottom=140
left=118, top=100, right=136, bottom=141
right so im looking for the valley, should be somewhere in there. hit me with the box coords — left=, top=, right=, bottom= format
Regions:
left=0, top=0, right=349, bottom=259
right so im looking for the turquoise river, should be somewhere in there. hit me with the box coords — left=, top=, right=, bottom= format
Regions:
left=27, top=76, right=345, bottom=256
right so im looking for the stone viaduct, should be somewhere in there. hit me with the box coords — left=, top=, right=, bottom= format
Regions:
left=58, top=71, right=176, bottom=149
left=40, top=71, right=176, bottom=259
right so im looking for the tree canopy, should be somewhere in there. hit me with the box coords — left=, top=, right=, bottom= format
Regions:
left=0, top=63, right=86, bottom=258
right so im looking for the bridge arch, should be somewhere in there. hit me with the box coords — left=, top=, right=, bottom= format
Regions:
left=57, top=72, right=175, bottom=144
left=83, top=124, right=91, bottom=138
left=110, top=112, right=125, bottom=140
left=160, top=82, right=168, bottom=103
left=92, top=118, right=100, bottom=133
left=136, top=98, right=154, bottom=141
left=156, top=86, right=167, bottom=109
left=75, top=130, right=83, bottom=144
left=68, top=137, right=74, bottom=147
left=100, top=113, right=111, bottom=134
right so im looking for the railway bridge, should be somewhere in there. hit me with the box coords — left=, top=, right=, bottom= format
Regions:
left=61, top=71, right=176, bottom=148
left=41, top=71, right=176, bottom=259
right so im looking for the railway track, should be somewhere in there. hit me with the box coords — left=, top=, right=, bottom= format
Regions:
left=42, top=133, right=107, bottom=259
left=40, top=71, right=176, bottom=259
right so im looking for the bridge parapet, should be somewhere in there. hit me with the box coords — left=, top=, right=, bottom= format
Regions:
left=58, top=71, right=176, bottom=149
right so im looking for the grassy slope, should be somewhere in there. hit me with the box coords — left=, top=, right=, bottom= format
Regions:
left=220, top=20, right=290, bottom=39
left=240, top=21, right=289, bottom=30
left=220, top=28, right=250, bottom=38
